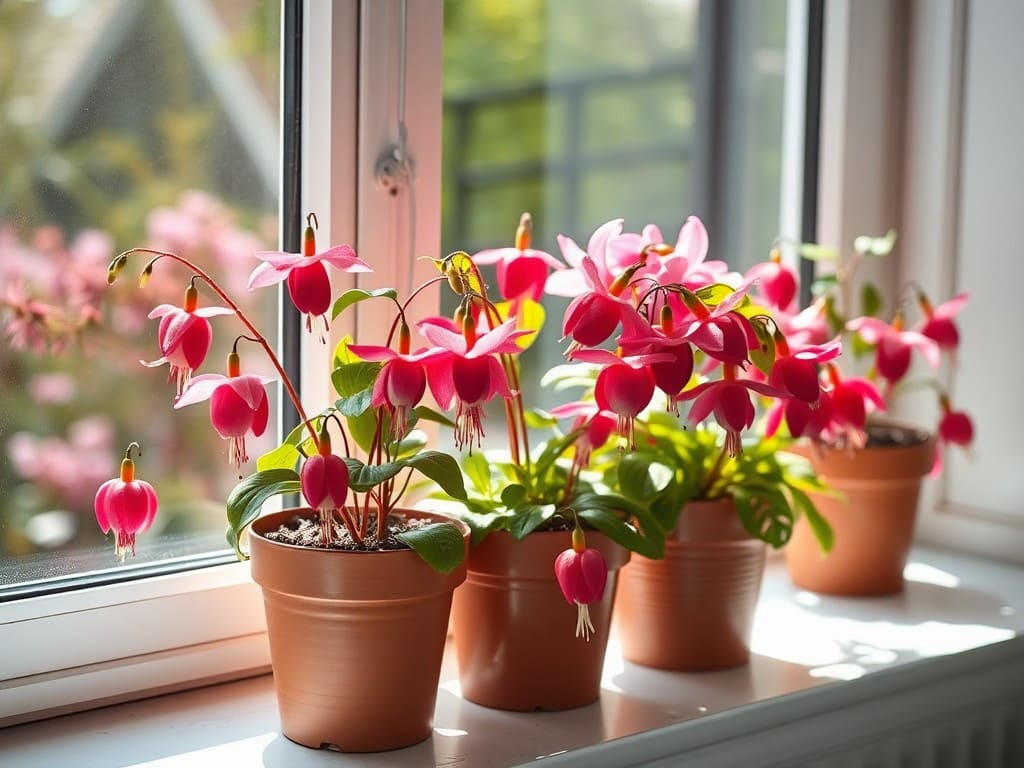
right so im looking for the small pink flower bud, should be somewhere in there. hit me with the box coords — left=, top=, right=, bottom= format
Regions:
left=554, top=533, right=607, bottom=641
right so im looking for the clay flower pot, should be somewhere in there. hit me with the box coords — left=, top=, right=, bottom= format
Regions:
left=450, top=529, right=628, bottom=711
left=785, top=426, right=935, bottom=595
left=249, top=508, right=468, bottom=752
left=615, top=497, right=766, bottom=671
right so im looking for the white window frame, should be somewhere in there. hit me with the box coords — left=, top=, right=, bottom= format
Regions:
left=1, top=0, right=440, bottom=726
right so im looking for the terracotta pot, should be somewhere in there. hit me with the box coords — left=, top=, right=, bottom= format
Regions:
left=249, top=508, right=468, bottom=752
left=451, top=529, right=628, bottom=711
left=785, top=429, right=935, bottom=595
left=615, top=498, right=766, bottom=671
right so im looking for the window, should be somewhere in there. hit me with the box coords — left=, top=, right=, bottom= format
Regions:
left=0, top=0, right=282, bottom=595
left=12, top=0, right=939, bottom=727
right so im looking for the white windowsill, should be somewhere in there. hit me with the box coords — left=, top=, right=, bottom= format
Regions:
left=4, top=546, right=1023, bottom=768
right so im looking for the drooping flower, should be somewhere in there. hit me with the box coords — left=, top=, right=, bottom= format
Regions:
left=569, top=349, right=666, bottom=449
left=915, top=291, right=968, bottom=354
left=679, top=366, right=787, bottom=456
left=548, top=401, right=618, bottom=476
left=174, top=351, right=274, bottom=467
left=142, top=283, right=233, bottom=397
left=930, top=393, right=974, bottom=478
left=745, top=247, right=798, bottom=312
left=471, top=213, right=565, bottom=302
left=301, top=425, right=350, bottom=545
left=847, top=315, right=939, bottom=388
left=348, top=322, right=444, bottom=441
left=418, top=316, right=533, bottom=449
left=94, top=443, right=159, bottom=562
left=554, top=527, right=608, bottom=641
left=247, top=215, right=371, bottom=336
left=768, top=335, right=842, bottom=403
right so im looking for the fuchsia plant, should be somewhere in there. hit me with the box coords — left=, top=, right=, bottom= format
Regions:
left=100, top=209, right=850, bottom=631
left=764, top=230, right=974, bottom=474
left=94, top=442, right=159, bottom=561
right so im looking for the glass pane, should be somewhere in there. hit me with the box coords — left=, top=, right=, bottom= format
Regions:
left=0, top=0, right=281, bottom=590
left=442, top=0, right=791, bottom=412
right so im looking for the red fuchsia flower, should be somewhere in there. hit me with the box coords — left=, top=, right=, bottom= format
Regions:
left=348, top=323, right=444, bottom=442
left=774, top=298, right=830, bottom=348
left=765, top=391, right=835, bottom=441
left=665, top=284, right=759, bottom=367
left=769, top=334, right=842, bottom=403
left=142, top=283, right=233, bottom=397
left=418, top=316, right=533, bottom=450
left=745, top=247, right=799, bottom=312
left=847, top=315, right=939, bottom=388
left=679, top=365, right=787, bottom=457
left=94, top=443, right=159, bottom=562
left=557, top=255, right=648, bottom=349
left=247, top=215, right=371, bottom=336
left=548, top=401, right=618, bottom=476
left=915, top=290, right=968, bottom=354
left=471, top=213, right=565, bottom=302
left=301, top=425, right=350, bottom=545
left=814, top=364, right=887, bottom=448
left=569, top=348, right=666, bottom=449
left=931, top=394, right=974, bottom=478
left=174, top=351, right=274, bottom=467
left=554, top=527, right=608, bottom=641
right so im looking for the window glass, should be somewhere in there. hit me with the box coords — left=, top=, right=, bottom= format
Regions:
left=441, top=0, right=791, bottom=412
left=0, top=0, right=281, bottom=591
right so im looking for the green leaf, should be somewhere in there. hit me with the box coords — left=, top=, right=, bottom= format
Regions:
left=617, top=455, right=674, bottom=499
left=577, top=506, right=662, bottom=559
left=344, top=407, right=379, bottom=453
left=256, top=441, right=302, bottom=472
left=331, top=287, right=398, bottom=320
left=853, top=229, right=898, bottom=257
left=395, top=522, right=466, bottom=574
left=500, top=483, right=528, bottom=507
left=851, top=332, right=875, bottom=359
left=452, top=507, right=514, bottom=546
left=733, top=486, right=795, bottom=549
left=789, top=486, right=834, bottom=553
left=225, top=469, right=302, bottom=559
left=523, top=408, right=558, bottom=429
left=343, top=458, right=403, bottom=491
left=810, top=274, right=839, bottom=297
left=394, top=429, right=427, bottom=460
left=335, top=388, right=374, bottom=418
left=463, top=451, right=494, bottom=496
left=799, top=243, right=840, bottom=261
left=331, top=361, right=381, bottom=398
left=749, top=317, right=777, bottom=377
left=509, top=504, right=556, bottom=540
left=861, top=282, right=883, bottom=318
left=695, top=283, right=737, bottom=307
left=405, top=451, right=468, bottom=500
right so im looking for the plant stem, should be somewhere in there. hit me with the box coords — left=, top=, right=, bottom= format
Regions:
left=698, top=443, right=731, bottom=499
left=118, top=248, right=320, bottom=449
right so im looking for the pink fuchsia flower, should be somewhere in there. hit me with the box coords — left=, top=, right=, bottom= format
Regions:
left=642, top=216, right=734, bottom=289
left=679, top=367, right=787, bottom=456
left=765, top=392, right=835, bottom=441
left=814, top=365, right=887, bottom=449
left=142, top=284, right=233, bottom=397
left=247, top=216, right=371, bottom=335
left=349, top=329, right=444, bottom=441
left=769, top=335, right=842, bottom=403
left=847, top=315, right=939, bottom=387
left=915, top=291, right=968, bottom=353
left=94, top=443, right=159, bottom=562
left=658, top=284, right=758, bottom=366
left=418, top=316, right=533, bottom=449
left=745, top=248, right=799, bottom=312
left=301, top=426, right=350, bottom=545
left=570, top=348, right=666, bottom=449
left=554, top=527, right=608, bottom=640
left=546, top=218, right=626, bottom=297
left=930, top=393, right=974, bottom=478
left=548, top=401, right=618, bottom=475
left=557, top=255, right=647, bottom=349
left=175, top=352, right=274, bottom=467
left=472, top=213, right=565, bottom=302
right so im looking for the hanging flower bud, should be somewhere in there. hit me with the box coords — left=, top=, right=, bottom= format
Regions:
left=94, top=443, right=159, bottom=562
left=300, top=425, right=350, bottom=546
left=554, top=526, right=608, bottom=641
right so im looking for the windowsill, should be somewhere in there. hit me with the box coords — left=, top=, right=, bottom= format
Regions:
left=5, top=546, right=1023, bottom=767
